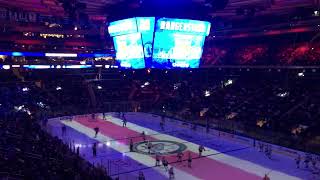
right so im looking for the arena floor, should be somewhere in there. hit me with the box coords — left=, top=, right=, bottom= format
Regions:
left=47, top=112, right=317, bottom=180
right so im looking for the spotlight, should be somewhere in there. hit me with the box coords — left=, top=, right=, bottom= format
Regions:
left=204, top=90, right=211, bottom=97
left=224, top=79, right=233, bottom=86
left=22, top=87, right=29, bottom=92
left=277, top=92, right=289, bottom=98
left=37, top=102, right=45, bottom=108
left=314, top=10, right=319, bottom=16
left=2, top=65, right=10, bottom=70
left=298, top=72, right=304, bottom=77
left=56, top=86, right=62, bottom=91
left=97, top=85, right=102, bottom=89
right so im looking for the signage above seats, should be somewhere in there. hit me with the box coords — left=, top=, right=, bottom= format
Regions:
left=156, top=18, right=211, bottom=36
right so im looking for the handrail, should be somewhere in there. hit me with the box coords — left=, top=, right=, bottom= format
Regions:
left=44, top=100, right=320, bottom=154
left=149, top=110, right=320, bottom=155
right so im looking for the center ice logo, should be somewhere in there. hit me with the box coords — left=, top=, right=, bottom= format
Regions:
left=133, top=140, right=187, bottom=155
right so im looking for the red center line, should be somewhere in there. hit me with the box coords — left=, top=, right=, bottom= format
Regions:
left=75, top=117, right=260, bottom=180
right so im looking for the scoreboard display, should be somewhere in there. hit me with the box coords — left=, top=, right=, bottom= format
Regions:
left=108, top=17, right=211, bottom=69
left=113, top=33, right=145, bottom=69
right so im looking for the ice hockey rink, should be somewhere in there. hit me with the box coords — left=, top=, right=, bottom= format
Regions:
left=46, top=112, right=319, bottom=180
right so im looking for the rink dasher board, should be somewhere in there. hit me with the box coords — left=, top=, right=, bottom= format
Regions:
left=54, top=113, right=319, bottom=159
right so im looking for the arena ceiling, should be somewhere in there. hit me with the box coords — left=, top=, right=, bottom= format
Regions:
left=82, top=0, right=316, bottom=19
left=0, top=0, right=316, bottom=19
left=0, top=0, right=318, bottom=32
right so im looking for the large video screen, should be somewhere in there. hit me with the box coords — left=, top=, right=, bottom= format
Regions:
left=136, top=17, right=155, bottom=59
left=108, top=17, right=211, bottom=69
left=108, top=18, right=138, bottom=37
left=113, top=33, right=145, bottom=69
left=155, top=18, right=211, bottom=36
left=152, top=32, right=205, bottom=68
left=151, top=18, right=210, bottom=68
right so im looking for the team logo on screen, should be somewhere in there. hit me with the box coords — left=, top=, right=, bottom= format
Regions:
left=144, top=42, right=153, bottom=58
left=133, top=140, right=187, bottom=155
left=109, top=17, right=211, bottom=69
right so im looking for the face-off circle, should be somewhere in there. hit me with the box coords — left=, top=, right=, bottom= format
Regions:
left=133, top=140, right=187, bottom=155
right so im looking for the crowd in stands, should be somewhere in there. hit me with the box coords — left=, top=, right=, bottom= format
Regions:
left=0, top=71, right=111, bottom=180
left=0, top=67, right=319, bottom=179
left=0, top=112, right=109, bottom=180
left=114, top=69, right=320, bottom=153
left=5, top=69, right=320, bottom=149
left=202, top=34, right=320, bottom=66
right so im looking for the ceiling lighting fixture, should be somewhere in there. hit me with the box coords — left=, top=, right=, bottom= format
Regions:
left=2, top=65, right=10, bottom=70
left=204, top=90, right=211, bottom=97
left=45, top=53, right=77, bottom=57
left=22, top=87, right=29, bottom=92
left=298, top=72, right=304, bottom=77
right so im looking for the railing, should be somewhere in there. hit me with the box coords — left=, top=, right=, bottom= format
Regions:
left=149, top=109, right=320, bottom=155
left=46, top=100, right=320, bottom=154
